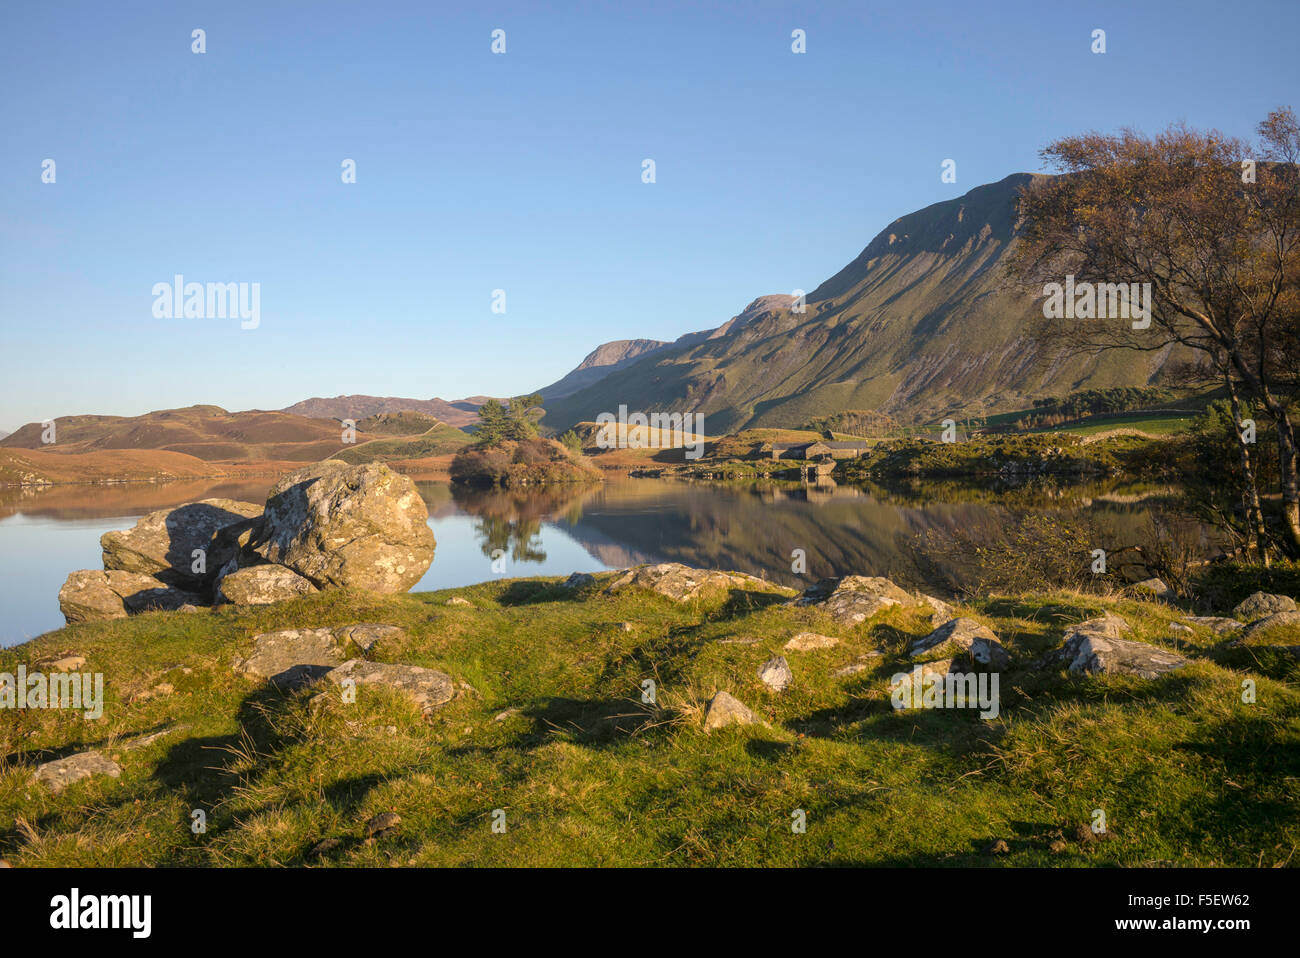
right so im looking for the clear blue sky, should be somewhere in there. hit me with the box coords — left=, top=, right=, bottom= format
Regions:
left=2, top=0, right=1296, bottom=432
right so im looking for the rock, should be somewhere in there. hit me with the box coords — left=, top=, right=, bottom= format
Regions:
left=1242, top=610, right=1300, bottom=640
left=252, top=460, right=435, bottom=593
left=890, top=658, right=960, bottom=707
left=1059, top=614, right=1186, bottom=678
left=1049, top=839, right=1068, bottom=854
left=206, top=516, right=264, bottom=581
left=364, top=812, right=401, bottom=838
left=562, top=572, right=596, bottom=590
left=757, top=655, right=793, bottom=691
left=446, top=597, right=473, bottom=607
left=494, top=708, right=521, bottom=722
left=910, top=617, right=1009, bottom=669
left=1233, top=592, right=1298, bottom=621
left=30, top=751, right=121, bottom=793
left=714, top=636, right=760, bottom=645
left=703, top=690, right=760, bottom=730
left=614, top=621, right=635, bottom=632
left=100, top=499, right=263, bottom=587
left=604, top=563, right=784, bottom=602
left=918, top=594, right=957, bottom=625
left=325, top=659, right=456, bottom=714
left=1130, top=577, right=1171, bottom=599
left=233, top=628, right=346, bottom=688
left=832, top=662, right=870, bottom=677
left=36, top=654, right=86, bottom=670
left=122, top=724, right=188, bottom=750
left=783, top=632, right=840, bottom=651
left=333, top=623, right=405, bottom=655
left=984, top=838, right=1011, bottom=855
left=309, top=838, right=341, bottom=858
left=215, top=563, right=319, bottom=606
left=1169, top=622, right=1193, bottom=634
left=1182, top=616, right=1244, bottom=635
left=793, top=576, right=925, bottom=626
left=58, top=569, right=201, bottom=624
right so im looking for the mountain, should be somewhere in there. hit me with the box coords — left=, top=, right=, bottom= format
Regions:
left=281, top=395, right=487, bottom=428
left=0, top=405, right=372, bottom=462
left=538, top=339, right=670, bottom=400
left=539, top=173, right=1188, bottom=433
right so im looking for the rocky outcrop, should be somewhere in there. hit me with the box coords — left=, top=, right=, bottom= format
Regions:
left=1233, top=592, right=1298, bottom=621
left=58, top=569, right=201, bottom=623
left=30, top=751, right=121, bottom=793
left=783, top=632, right=839, bottom=650
left=215, top=563, right=318, bottom=606
left=100, top=499, right=262, bottom=587
left=1058, top=614, right=1186, bottom=678
left=910, top=617, right=1009, bottom=669
left=233, top=628, right=348, bottom=688
left=604, top=563, right=786, bottom=602
left=324, top=659, right=456, bottom=714
left=252, top=460, right=435, bottom=592
left=1241, top=610, right=1300, bottom=640
left=793, top=576, right=930, bottom=626
left=1182, top=616, right=1244, bottom=635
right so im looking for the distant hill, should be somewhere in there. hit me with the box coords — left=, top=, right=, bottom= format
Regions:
left=333, top=422, right=473, bottom=465
left=282, top=395, right=487, bottom=428
left=0, top=405, right=369, bottom=462
left=355, top=411, right=449, bottom=436
left=539, top=174, right=1192, bottom=433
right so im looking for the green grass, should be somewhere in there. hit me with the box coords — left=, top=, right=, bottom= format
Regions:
left=2, top=578, right=1297, bottom=867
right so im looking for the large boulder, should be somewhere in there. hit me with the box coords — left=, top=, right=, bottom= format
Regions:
left=910, top=617, right=1009, bottom=669
left=215, top=563, right=319, bottom=606
left=793, top=576, right=926, bottom=627
left=604, top=563, right=786, bottom=602
left=100, top=499, right=263, bottom=587
left=251, top=461, right=435, bottom=592
left=1232, top=592, right=1298, bottom=621
left=58, top=569, right=201, bottom=623
left=1058, top=614, right=1186, bottom=679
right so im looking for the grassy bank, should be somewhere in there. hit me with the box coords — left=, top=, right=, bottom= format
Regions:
left=2, top=575, right=1297, bottom=867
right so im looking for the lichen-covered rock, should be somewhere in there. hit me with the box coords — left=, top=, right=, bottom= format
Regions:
left=1241, top=610, right=1300, bottom=640
left=784, top=632, right=840, bottom=651
left=100, top=499, right=263, bottom=586
left=215, top=563, right=318, bottom=606
left=1233, top=592, right=1298, bottom=621
left=1182, top=616, right=1245, bottom=635
left=30, top=751, right=121, bottom=793
left=233, top=628, right=346, bottom=688
left=324, top=659, right=455, bottom=714
left=1059, top=614, right=1186, bottom=678
left=333, top=623, right=405, bottom=655
left=252, top=460, right=434, bottom=593
left=758, top=655, right=793, bottom=691
left=910, top=617, right=1009, bottom=669
left=604, top=563, right=785, bottom=602
left=1130, top=577, right=1171, bottom=599
left=703, top=690, right=759, bottom=730
left=58, top=569, right=201, bottom=624
left=793, top=576, right=925, bottom=626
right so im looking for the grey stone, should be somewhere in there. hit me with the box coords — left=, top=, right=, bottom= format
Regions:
left=604, top=563, right=786, bottom=602
left=703, top=690, right=760, bottom=730
left=1059, top=614, right=1186, bottom=678
left=1233, top=592, right=1298, bottom=621
left=364, top=812, right=401, bottom=838
left=100, top=499, right=263, bottom=587
left=30, top=751, right=121, bottom=793
left=910, top=617, right=1009, bottom=669
left=1130, top=577, right=1172, bottom=599
left=793, top=576, right=925, bottom=626
left=562, top=572, right=596, bottom=590
left=783, top=632, right=840, bottom=651
left=215, top=563, right=318, bottom=605
left=333, top=623, right=405, bottom=655
left=233, top=627, right=345, bottom=688
left=757, top=655, right=793, bottom=691
left=58, top=569, right=201, bottom=624
left=325, top=659, right=456, bottom=714
left=1242, top=610, right=1300, bottom=640
left=1182, top=616, right=1245, bottom=635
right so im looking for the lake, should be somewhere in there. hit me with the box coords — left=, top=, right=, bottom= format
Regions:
left=0, top=475, right=1198, bottom=647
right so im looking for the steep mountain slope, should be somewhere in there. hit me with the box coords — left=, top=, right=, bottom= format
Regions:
left=541, top=174, right=1188, bottom=433
left=281, top=395, right=487, bottom=428
left=539, top=339, right=670, bottom=400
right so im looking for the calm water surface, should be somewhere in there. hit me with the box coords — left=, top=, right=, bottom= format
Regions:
left=0, top=476, right=1195, bottom=647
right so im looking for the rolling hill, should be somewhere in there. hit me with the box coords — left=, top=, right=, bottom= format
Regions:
left=281, top=395, right=488, bottom=428
left=538, top=173, right=1194, bottom=434
left=0, top=405, right=371, bottom=463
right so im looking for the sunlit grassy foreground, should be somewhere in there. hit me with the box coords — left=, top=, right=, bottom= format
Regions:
left=2, top=575, right=1297, bottom=867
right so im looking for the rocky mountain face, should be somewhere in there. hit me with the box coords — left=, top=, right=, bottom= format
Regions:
left=538, top=339, right=671, bottom=400
left=539, top=173, right=1187, bottom=433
